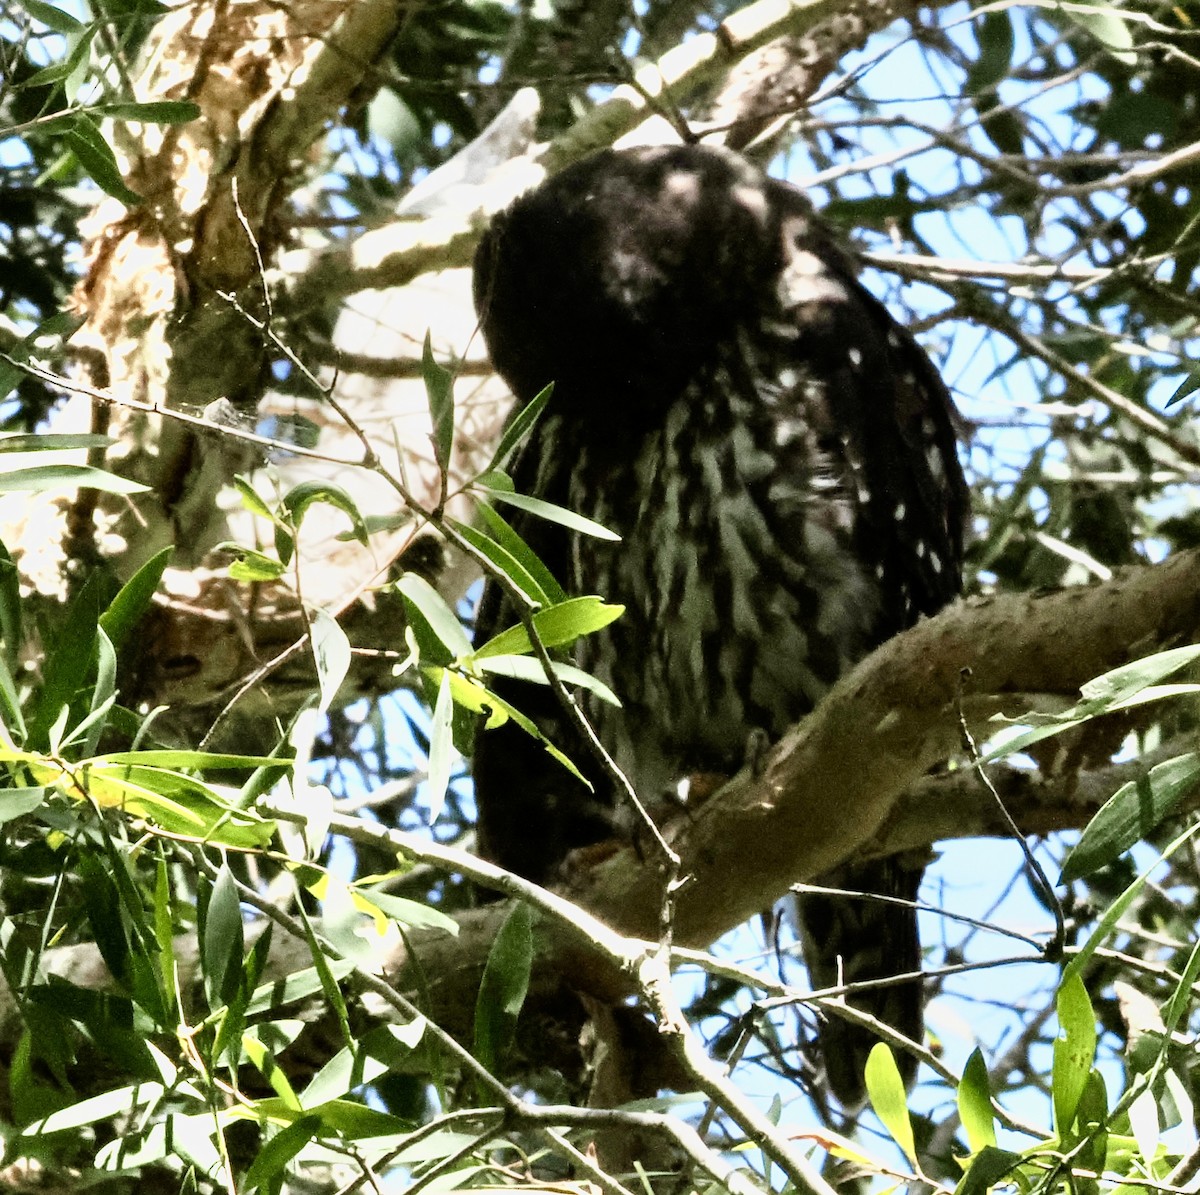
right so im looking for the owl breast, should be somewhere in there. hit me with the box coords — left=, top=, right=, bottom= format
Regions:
left=561, top=348, right=884, bottom=802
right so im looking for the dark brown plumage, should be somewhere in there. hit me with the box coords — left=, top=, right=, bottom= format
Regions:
left=471, top=143, right=967, bottom=1104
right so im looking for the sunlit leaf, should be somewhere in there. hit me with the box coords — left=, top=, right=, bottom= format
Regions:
left=396, top=572, right=472, bottom=663
left=453, top=520, right=551, bottom=608
left=1053, top=973, right=1097, bottom=1136
left=425, top=668, right=455, bottom=824
left=480, top=484, right=621, bottom=541
left=474, top=653, right=620, bottom=705
left=1061, top=752, right=1200, bottom=881
left=475, top=501, right=567, bottom=603
left=958, top=1048, right=997, bottom=1153
left=309, top=606, right=350, bottom=716
left=64, top=114, right=141, bottom=205
left=242, top=1114, right=321, bottom=1191
left=473, top=595, right=624, bottom=659
left=1064, top=2, right=1137, bottom=65
left=865, top=1044, right=916, bottom=1164
left=282, top=481, right=369, bottom=548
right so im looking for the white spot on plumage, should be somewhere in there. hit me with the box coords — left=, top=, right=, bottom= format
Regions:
left=779, top=249, right=850, bottom=307
left=848, top=346, right=863, bottom=368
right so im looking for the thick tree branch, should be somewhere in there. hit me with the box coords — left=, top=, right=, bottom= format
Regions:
left=575, top=547, right=1200, bottom=943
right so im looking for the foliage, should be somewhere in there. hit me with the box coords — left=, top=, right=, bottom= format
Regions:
left=1, top=0, right=1200, bottom=1192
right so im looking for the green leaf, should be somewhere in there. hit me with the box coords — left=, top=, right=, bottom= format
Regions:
left=27, top=570, right=102, bottom=748
left=488, top=382, right=553, bottom=471
left=1075, top=1067, right=1109, bottom=1174
left=353, top=889, right=457, bottom=934
left=1064, top=821, right=1200, bottom=984
left=282, top=481, right=369, bottom=548
left=243, top=1115, right=321, bottom=1190
left=0, top=540, right=22, bottom=670
left=0, top=464, right=148, bottom=494
left=1162, top=936, right=1200, bottom=1034
left=233, top=476, right=278, bottom=522
left=79, top=854, right=130, bottom=989
left=301, top=1045, right=389, bottom=1109
left=80, top=627, right=117, bottom=754
left=97, top=101, right=202, bottom=124
left=1166, top=368, right=1200, bottom=409
left=474, top=901, right=533, bottom=1074
left=475, top=502, right=567, bottom=603
left=1053, top=973, right=1097, bottom=1136
left=475, top=654, right=620, bottom=706
left=985, top=645, right=1200, bottom=763
left=27, top=756, right=276, bottom=848
left=22, top=0, right=83, bottom=32
left=422, top=331, right=454, bottom=474
left=481, top=484, right=621, bottom=541
left=425, top=669, right=455, bottom=825
left=96, top=748, right=282, bottom=769
left=955, top=1146, right=1022, bottom=1195
left=1080, top=646, right=1200, bottom=703
left=64, top=115, right=142, bottom=206
left=99, top=547, right=172, bottom=654
left=1061, top=752, right=1200, bottom=882
left=309, top=606, right=350, bottom=716
left=453, top=520, right=551, bottom=608
left=244, top=959, right=357, bottom=1018
left=865, top=1043, right=917, bottom=1164
left=153, top=858, right=180, bottom=1023
left=958, top=1048, right=997, bottom=1152
left=242, top=1025, right=306, bottom=1102
left=233, top=1095, right=411, bottom=1140
left=201, top=865, right=245, bottom=1012
left=0, top=788, right=47, bottom=824
left=395, top=572, right=472, bottom=663
left=1064, top=2, right=1137, bottom=65
left=450, top=670, right=591, bottom=786
left=295, top=901, right=353, bottom=1052
left=473, top=595, right=624, bottom=659
left=22, top=1080, right=166, bottom=1136
left=300, top=1023, right=424, bottom=1107
left=223, top=545, right=287, bottom=581
left=0, top=432, right=109, bottom=452
left=0, top=653, right=27, bottom=742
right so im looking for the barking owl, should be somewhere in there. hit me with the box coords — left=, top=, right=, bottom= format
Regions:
left=471, top=143, right=967, bottom=1104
